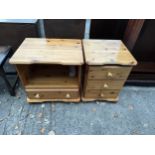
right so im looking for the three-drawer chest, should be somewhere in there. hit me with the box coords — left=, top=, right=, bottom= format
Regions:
left=82, top=39, right=137, bottom=102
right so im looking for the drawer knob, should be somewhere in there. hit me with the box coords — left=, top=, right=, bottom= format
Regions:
left=100, top=93, right=104, bottom=97
left=66, top=93, right=71, bottom=99
left=35, top=93, right=40, bottom=99
left=103, top=83, right=108, bottom=88
left=107, top=72, right=113, bottom=77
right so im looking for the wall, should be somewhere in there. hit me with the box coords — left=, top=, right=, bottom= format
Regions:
left=44, top=19, right=85, bottom=39
left=90, top=19, right=128, bottom=39
left=0, top=22, right=39, bottom=52
left=133, top=19, right=155, bottom=62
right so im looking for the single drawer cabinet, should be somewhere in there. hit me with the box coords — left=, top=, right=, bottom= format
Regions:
left=82, top=39, right=137, bottom=102
left=10, top=38, right=84, bottom=103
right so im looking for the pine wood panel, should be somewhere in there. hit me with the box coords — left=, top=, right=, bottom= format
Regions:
left=83, top=39, right=137, bottom=66
left=25, top=64, right=79, bottom=89
left=16, top=65, right=29, bottom=85
left=26, top=89, right=79, bottom=100
left=88, top=66, right=132, bottom=80
left=27, top=98, right=80, bottom=103
left=84, top=89, right=119, bottom=99
left=25, top=76, right=78, bottom=89
left=86, top=79, right=126, bottom=90
left=82, top=96, right=118, bottom=102
left=9, top=38, right=84, bottom=65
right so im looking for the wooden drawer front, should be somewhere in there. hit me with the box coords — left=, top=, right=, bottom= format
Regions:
left=84, top=89, right=119, bottom=99
left=86, top=80, right=125, bottom=90
left=26, top=89, right=79, bottom=99
left=88, top=66, right=132, bottom=80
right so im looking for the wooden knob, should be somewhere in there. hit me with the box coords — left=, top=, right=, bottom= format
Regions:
left=66, top=93, right=70, bottom=98
left=103, top=83, right=108, bottom=88
left=100, top=93, right=104, bottom=97
left=35, top=93, right=40, bottom=99
left=107, top=72, right=113, bottom=77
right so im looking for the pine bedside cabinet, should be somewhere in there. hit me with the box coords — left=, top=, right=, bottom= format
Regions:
left=82, top=39, right=137, bottom=102
left=9, top=38, right=84, bottom=103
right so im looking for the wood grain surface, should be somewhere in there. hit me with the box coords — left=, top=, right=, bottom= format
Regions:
left=10, top=38, right=84, bottom=65
left=83, top=39, right=137, bottom=66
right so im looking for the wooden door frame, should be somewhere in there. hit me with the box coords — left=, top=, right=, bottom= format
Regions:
left=123, top=19, right=155, bottom=86
left=123, top=19, right=145, bottom=51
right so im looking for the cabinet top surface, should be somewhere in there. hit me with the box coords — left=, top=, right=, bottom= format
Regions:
left=10, top=38, right=84, bottom=65
left=83, top=39, right=137, bottom=66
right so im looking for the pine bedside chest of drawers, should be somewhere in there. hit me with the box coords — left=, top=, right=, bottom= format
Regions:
left=82, top=39, right=137, bottom=102
left=10, top=38, right=84, bottom=103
